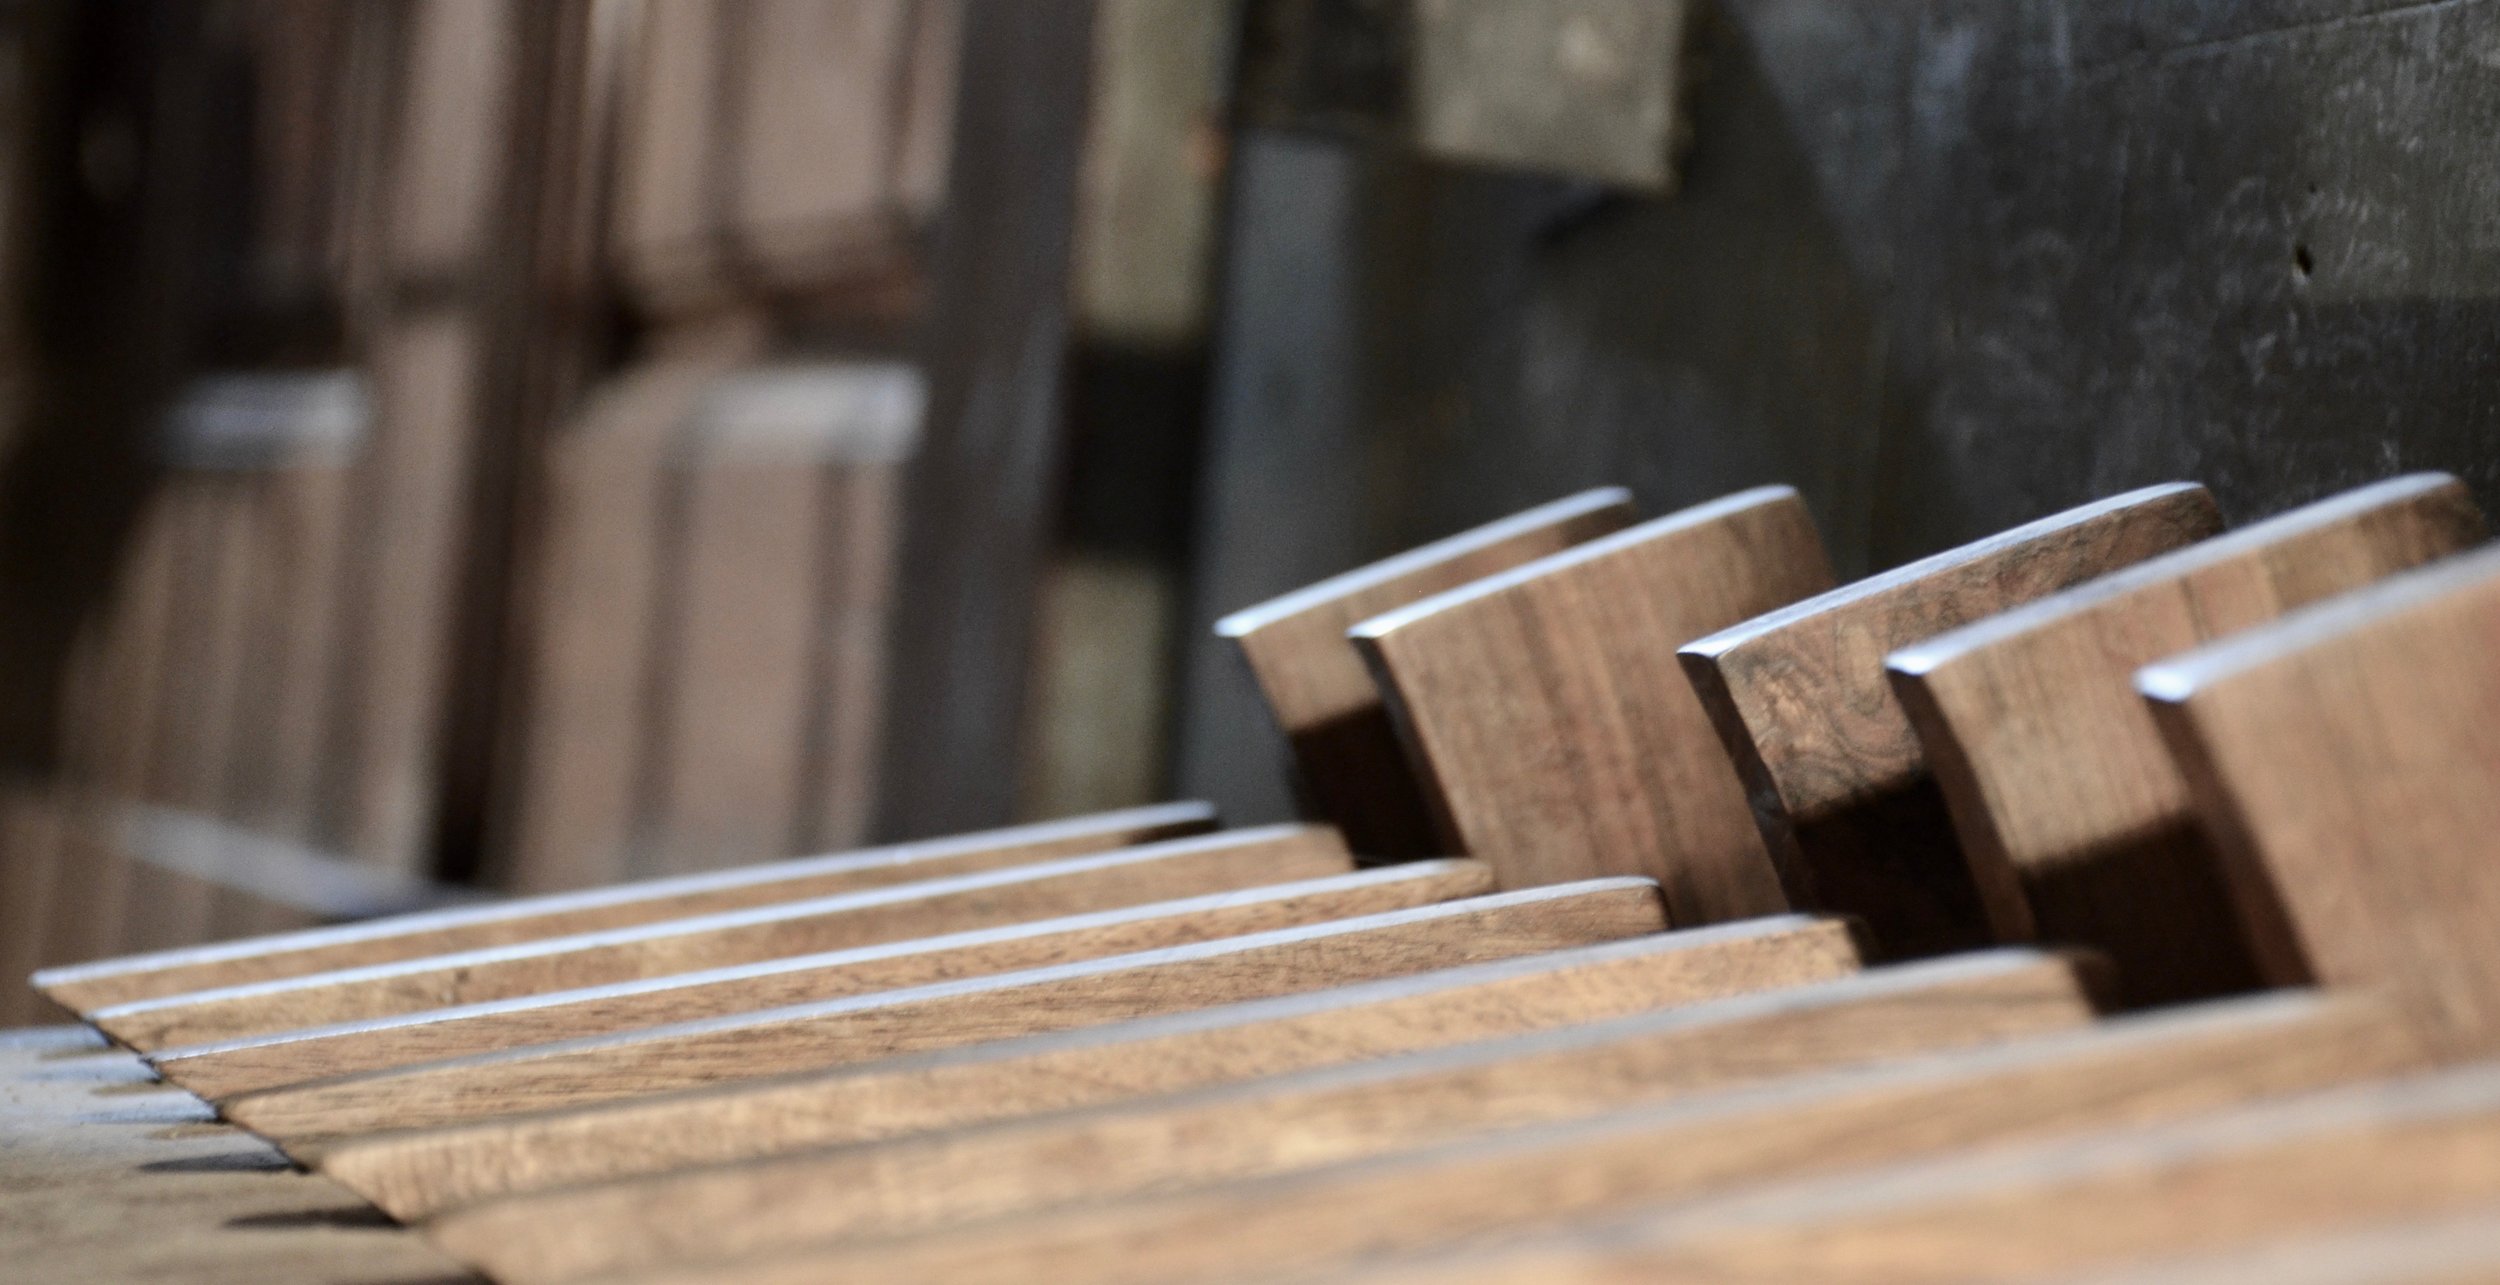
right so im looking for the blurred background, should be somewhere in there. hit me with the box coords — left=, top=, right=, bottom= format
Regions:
left=0, top=0, right=2492, bottom=1021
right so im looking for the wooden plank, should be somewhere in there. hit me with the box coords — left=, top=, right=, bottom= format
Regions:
left=687, top=994, right=2419, bottom=1285
left=2026, top=1214, right=2500, bottom=1285
left=0, top=1028, right=470, bottom=1285
left=426, top=948, right=2100, bottom=1284
left=316, top=915, right=1860, bottom=1219
left=112, top=822, right=1349, bottom=1060
left=1891, top=474, right=2482, bottom=1004
left=869, top=0, right=1097, bottom=839
left=1678, top=483, right=2222, bottom=958
left=798, top=453, right=905, bottom=851
left=495, top=320, right=767, bottom=894
left=2142, top=541, right=2500, bottom=1055
left=119, top=480, right=248, bottom=951
left=1218, top=488, right=1635, bottom=859
left=31, top=800, right=1215, bottom=1012
left=331, top=308, right=488, bottom=875
left=0, top=789, right=67, bottom=1025
left=643, top=364, right=922, bottom=874
left=219, top=878, right=1672, bottom=1139
left=1339, top=1061, right=2500, bottom=1284
left=139, top=854, right=1479, bottom=1094
left=1353, top=486, right=1829, bottom=918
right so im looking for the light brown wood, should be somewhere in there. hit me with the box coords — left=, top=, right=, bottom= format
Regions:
left=135, top=857, right=1490, bottom=1097
left=1337, top=1060, right=2500, bottom=1284
left=1678, top=483, right=2223, bottom=958
left=0, top=1027, right=468, bottom=1284
left=1353, top=486, right=1832, bottom=919
left=1217, top=488, right=1636, bottom=858
left=317, top=915, right=1862, bottom=1219
left=668, top=994, right=2419, bottom=1285
left=2031, top=1214, right=2500, bottom=1285
left=1890, top=474, right=2483, bottom=1004
left=101, top=822, right=1347, bottom=1059
left=220, top=878, right=1673, bottom=1138
left=427, top=948, right=2101, bottom=1284
left=32, top=800, right=1214, bottom=1013
left=2143, top=541, right=2500, bottom=1055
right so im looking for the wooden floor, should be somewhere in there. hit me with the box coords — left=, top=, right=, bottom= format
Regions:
left=0, top=1025, right=467, bottom=1284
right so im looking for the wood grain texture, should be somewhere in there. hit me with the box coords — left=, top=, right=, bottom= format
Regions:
left=1678, top=483, right=2223, bottom=959
left=134, top=857, right=1486, bottom=1098
left=1890, top=474, right=2482, bottom=1005
left=1217, top=488, right=1635, bottom=858
left=0, top=1027, right=470, bottom=1285
left=2029, top=1214, right=2500, bottom=1285
left=1338, top=1060, right=2500, bottom=1284
left=317, top=915, right=1858, bottom=1219
left=220, top=879, right=1672, bottom=1138
left=32, top=801, right=1215, bottom=1013
left=2142, top=542, right=2500, bottom=1056
left=1354, top=486, right=1832, bottom=918
left=676, top=993, right=2418, bottom=1285
left=427, top=949, right=2100, bottom=1284
left=102, top=823, right=1343, bottom=1058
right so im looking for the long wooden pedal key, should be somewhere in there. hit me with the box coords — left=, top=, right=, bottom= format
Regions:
left=428, top=947, right=2104, bottom=1285
left=1341, top=1059, right=2500, bottom=1285
left=213, top=877, right=1673, bottom=1138
left=139, top=858, right=1496, bottom=1096
left=316, top=915, right=1864, bottom=1219
left=106, top=821, right=1355, bottom=1057
left=31, top=800, right=1215, bottom=1013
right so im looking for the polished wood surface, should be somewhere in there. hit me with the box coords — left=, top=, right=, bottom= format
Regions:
left=102, top=823, right=1354, bottom=1057
left=317, top=915, right=1860, bottom=1219
left=2144, top=541, right=2500, bottom=1053
left=1217, top=488, right=1635, bottom=858
left=33, top=801, right=1216, bottom=1012
left=426, top=949, right=2100, bottom=1284
left=1354, top=486, right=1832, bottom=919
left=1891, top=473, right=2482, bottom=1003
left=1678, top=484, right=2223, bottom=958
left=217, top=879, right=1672, bottom=1138
left=655, top=996, right=2415, bottom=1285
left=138, top=860, right=1493, bottom=1098
left=1342, top=1059, right=2500, bottom=1284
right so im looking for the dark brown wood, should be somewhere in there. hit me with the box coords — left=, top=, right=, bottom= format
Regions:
left=1353, top=486, right=1828, bottom=918
left=1677, top=483, right=2222, bottom=958
left=1891, top=474, right=2483, bottom=1004
left=1219, top=487, right=1635, bottom=859
left=2144, top=540, right=2500, bottom=1056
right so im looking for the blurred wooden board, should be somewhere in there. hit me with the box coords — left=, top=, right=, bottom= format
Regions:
left=0, top=1026, right=466, bottom=1285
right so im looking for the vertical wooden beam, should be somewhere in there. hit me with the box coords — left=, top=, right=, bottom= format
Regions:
left=874, top=0, right=1098, bottom=839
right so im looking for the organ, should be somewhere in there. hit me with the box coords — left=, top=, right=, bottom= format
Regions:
left=10, top=473, right=2499, bottom=1283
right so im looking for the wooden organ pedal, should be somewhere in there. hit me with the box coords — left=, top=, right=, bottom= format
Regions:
left=8, top=473, right=2498, bottom=1283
